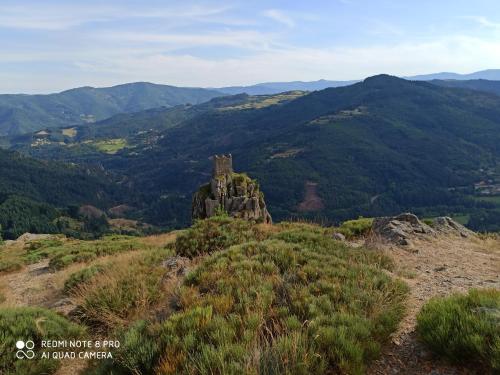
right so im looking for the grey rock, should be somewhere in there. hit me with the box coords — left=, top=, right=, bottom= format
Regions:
left=372, top=213, right=435, bottom=245
left=432, top=216, right=475, bottom=237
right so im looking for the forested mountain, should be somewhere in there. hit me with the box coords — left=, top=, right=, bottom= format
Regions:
left=0, top=82, right=222, bottom=136
left=5, top=76, right=500, bottom=231
left=0, top=149, right=128, bottom=239
left=430, top=79, right=500, bottom=96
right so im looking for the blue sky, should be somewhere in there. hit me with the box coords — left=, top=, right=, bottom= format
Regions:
left=1, top=0, right=499, bottom=93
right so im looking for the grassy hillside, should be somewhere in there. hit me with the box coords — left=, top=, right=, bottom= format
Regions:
left=0, top=217, right=407, bottom=374
left=0, top=82, right=222, bottom=136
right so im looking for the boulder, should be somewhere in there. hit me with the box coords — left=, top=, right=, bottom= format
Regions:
left=372, top=213, right=434, bottom=245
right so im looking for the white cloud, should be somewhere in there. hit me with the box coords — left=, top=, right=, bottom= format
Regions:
left=99, top=30, right=279, bottom=51
left=463, top=16, right=500, bottom=30
left=0, top=3, right=234, bottom=30
left=263, top=9, right=295, bottom=28
left=62, top=36, right=500, bottom=88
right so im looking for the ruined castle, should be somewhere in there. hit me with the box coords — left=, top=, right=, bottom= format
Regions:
left=213, top=154, right=233, bottom=176
left=192, top=154, right=272, bottom=223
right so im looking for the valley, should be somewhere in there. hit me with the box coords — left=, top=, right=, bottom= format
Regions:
left=2, top=75, right=500, bottom=236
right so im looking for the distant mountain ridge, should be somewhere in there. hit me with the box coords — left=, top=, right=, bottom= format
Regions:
left=407, top=69, right=500, bottom=81
left=0, top=82, right=222, bottom=136
left=2, top=69, right=500, bottom=137
left=216, top=79, right=359, bottom=95
left=213, top=69, right=500, bottom=95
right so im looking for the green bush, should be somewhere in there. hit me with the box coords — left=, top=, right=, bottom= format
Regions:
left=336, top=217, right=374, bottom=239
left=0, top=307, right=86, bottom=375
left=417, top=289, right=500, bottom=371
left=99, top=225, right=407, bottom=374
left=175, top=216, right=266, bottom=258
left=64, top=265, right=105, bottom=293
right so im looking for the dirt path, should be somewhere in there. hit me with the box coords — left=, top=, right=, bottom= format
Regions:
left=0, top=259, right=62, bottom=307
left=368, top=235, right=500, bottom=375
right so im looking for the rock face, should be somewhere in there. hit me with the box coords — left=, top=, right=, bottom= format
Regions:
left=372, top=213, right=475, bottom=245
left=192, top=155, right=272, bottom=223
left=372, top=213, right=435, bottom=245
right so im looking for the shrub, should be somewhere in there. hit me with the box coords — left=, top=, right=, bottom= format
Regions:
left=417, top=289, right=500, bottom=371
left=336, top=217, right=374, bottom=239
left=0, top=307, right=86, bottom=375
left=73, top=256, right=169, bottom=332
left=175, top=216, right=267, bottom=258
left=64, top=265, right=105, bottom=293
left=100, top=226, right=407, bottom=374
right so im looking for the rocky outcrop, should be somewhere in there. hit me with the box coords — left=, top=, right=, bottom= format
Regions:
left=192, top=155, right=272, bottom=224
left=372, top=213, right=435, bottom=245
left=372, top=213, right=475, bottom=245
left=432, top=216, right=475, bottom=238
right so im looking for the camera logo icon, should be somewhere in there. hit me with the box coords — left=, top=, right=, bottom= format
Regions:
left=15, top=340, right=35, bottom=359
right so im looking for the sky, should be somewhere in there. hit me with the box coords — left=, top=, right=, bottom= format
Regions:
left=1, top=0, right=500, bottom=93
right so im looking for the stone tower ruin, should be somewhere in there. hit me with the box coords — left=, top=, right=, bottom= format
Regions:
left=213, top=154, right=233, bottom=177
left=192, top=154, right=272, bottom=224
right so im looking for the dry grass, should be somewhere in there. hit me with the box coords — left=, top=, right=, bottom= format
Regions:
left=138, top=231, right=179, bottom=247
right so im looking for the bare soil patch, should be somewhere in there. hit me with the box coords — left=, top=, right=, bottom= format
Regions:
left=298, top=181, right=325, bottom=211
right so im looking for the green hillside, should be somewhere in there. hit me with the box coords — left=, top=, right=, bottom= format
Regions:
left=0, top=149, right=127, bottom=239
left=0, top=82, right=222, bottom=136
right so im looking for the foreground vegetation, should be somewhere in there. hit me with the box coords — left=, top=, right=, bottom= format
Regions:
left=417, top=289, right=500, bottom=371
left=0, top=235, right=155, bottom=274
left=0, top=217, right=409, bottom=374
left=90, top=217, right=407, bottom=374
left=0, top=307, right=86, bottom=375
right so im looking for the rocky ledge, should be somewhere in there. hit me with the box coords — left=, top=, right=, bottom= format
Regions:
left=372, top=213, right=474, bottom=246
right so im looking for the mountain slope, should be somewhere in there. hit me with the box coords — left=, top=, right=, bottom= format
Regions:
left=0, top=149, right=127, bottom=238
left=0, top=82, right=223, bottom=136
left=430, top=79, right=500, bottom=96
left=99, top=75, right=500, bottom=227
left=6, top=76, right=500, bottom=230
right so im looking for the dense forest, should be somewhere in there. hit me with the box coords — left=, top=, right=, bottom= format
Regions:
left=0, top=149, right=127, bottom=239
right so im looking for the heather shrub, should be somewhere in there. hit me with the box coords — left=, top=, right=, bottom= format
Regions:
left=98, top=224, right=407, bottom=374
left=417, top=289, right=500, bottom=371
left=0, top=307, right=85, bottom=375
